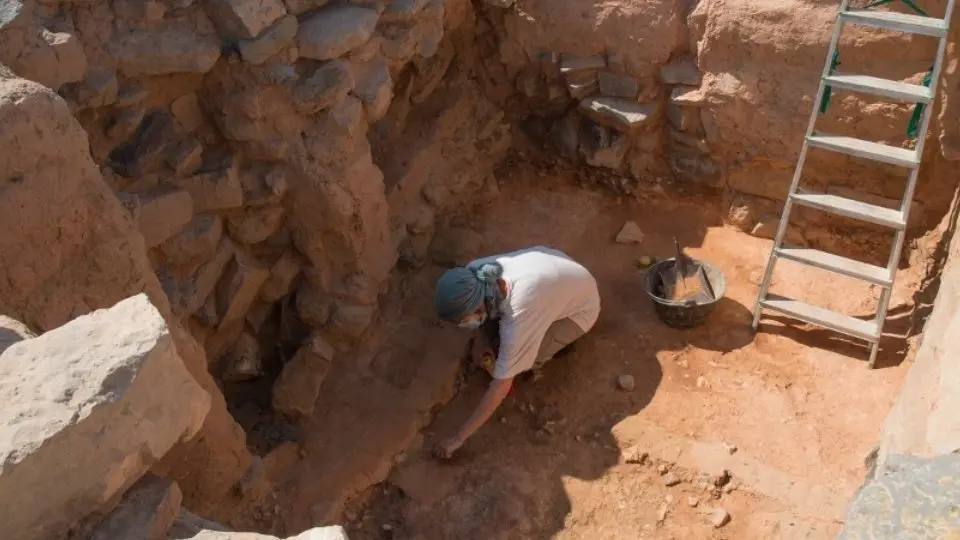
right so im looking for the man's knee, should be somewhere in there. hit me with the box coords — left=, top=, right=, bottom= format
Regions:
left=536, top=318, right=585, bottom=364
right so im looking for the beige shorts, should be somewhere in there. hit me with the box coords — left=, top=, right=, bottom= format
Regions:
left=480, top=317, right=586, bottom=372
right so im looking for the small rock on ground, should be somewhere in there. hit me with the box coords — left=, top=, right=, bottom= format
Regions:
left=662, top=472, right=681, bottom=487
left=617, top=374, right=635, bottom=391
left=687, top=496, right=699, bottom=507
left=708, top=508, right=731, bottom=528
left=623, top=445, right=648, bottom=464
left=615, top=220, right=645, bottom=244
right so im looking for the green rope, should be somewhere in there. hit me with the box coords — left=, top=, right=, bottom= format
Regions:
left=861, top=0, right=927, bottom=16
left=820, top=50, right=841, bottom=114
left=907, top=69, right=933, bottom=138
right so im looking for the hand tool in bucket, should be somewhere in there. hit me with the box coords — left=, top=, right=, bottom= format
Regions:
left=658, top=237, right=716, bottom=303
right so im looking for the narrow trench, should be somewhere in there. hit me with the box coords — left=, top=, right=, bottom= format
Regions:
left=221, top=295, right=309, bottom=457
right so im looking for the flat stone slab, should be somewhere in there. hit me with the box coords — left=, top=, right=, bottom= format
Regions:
left=560, top=54, right=606, bottom=74
left=568, top=79, right=598, bottom=100
left=297, top=6, right=379, bottom=61
left=661, top=56, right=702, bottom=86
left=598, top=71, right=639, bottom=99
left=579, top=97, right=658, bottom=132
left=838, top=454, right=960, bottom=539
left=0, top=294, right=210, bottom=540
left=90, top=474, right=183, bottom=540
left=115, top=27, right=221, bottom=77
left=169, top=522, right=350, bottom=539
left=670, top=85, right=706, bottom=107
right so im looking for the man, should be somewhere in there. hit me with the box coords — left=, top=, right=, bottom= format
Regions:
left=432, top=246, right=601, bottom=458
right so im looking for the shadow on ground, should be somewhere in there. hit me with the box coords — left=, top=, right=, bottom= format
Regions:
left=342, top=172, right=739, bottom=539
left=756, top=301, right=914, bottom=370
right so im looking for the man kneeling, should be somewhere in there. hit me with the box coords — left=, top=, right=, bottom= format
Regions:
left=432, top=246, right=601, bottom=458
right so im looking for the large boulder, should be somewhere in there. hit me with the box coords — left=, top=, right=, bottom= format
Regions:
left=0, top=316, right=35, bottom=355
left=838, top=454, right=960, bottom=539
left=0, top=295, right=210, bottom=540
left=0, top=67, right=253, bottom=524
left=876, top=210, right=960, bottom=465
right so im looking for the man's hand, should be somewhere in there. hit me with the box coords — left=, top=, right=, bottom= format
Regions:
left=432, top=377, right=514, bottom=461
left=433, top=435, right=464, bottom=460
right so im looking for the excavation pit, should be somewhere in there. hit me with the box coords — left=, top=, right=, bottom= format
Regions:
left=0, top=0, right=957, bottom=537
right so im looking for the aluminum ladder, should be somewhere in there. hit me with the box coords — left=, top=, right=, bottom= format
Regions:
left=751, top=0, right=956, bottom=369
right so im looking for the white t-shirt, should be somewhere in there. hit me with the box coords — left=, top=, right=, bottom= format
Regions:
left=468, top=247, right=601, bottom=380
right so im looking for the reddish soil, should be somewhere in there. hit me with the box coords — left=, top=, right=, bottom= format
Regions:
left=257, top=160, right=935, bottom=539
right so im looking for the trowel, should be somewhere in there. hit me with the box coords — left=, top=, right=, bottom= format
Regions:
left=658, top=237, right=715, bottom=303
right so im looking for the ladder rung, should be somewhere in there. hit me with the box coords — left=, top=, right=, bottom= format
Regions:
left=776, top=247, right=893, bottom=287
left=824, top=74, right=933, bottom=104
left=806, top=135, right=919, bottom=168
left=840, top=10, right=948, bottom=38
left=791, top=192, right=906, bottom=229
left=761, top=294, right=881, bottom=342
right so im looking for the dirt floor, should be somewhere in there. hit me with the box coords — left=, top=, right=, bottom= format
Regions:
left=250, top=159, right=935, bottom=539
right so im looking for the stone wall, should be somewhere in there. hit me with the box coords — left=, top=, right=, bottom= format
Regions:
left=0, top=0, right=508, bottom=524
left=0, top=65, right=253, bottom=523
left=0, top=290, right=347, bottom=540
left=479, top=0, right=960, bottom=261
left=1, top=0, right=958, bottom=535
left=838, top=195, right=960, bottom=537
left=875, top=202, right=960, bottom=466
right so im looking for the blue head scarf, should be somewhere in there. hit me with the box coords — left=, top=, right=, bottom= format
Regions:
left=434, top=263, right=504, bottom=322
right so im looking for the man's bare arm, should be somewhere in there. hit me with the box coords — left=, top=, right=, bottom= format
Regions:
left=458, top=377, right=512, bottom=440
left=435, top=377, right=513, bottom=458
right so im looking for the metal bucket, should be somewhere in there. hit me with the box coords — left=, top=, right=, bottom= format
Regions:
left=643, top=257, right=727, bottom=329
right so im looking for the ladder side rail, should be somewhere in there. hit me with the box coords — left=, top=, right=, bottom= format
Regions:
left=898, top=0, right=955, bottom=219
left=868, top=0, right=956, bottom=368
left=752, top=0, right=854, bottom=331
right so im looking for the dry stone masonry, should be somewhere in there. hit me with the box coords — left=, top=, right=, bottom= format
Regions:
left=0, top=0, right=505, bottom=534
left=478, top=0, right=960, bottom=261
left=0, top=0, right=957, bottom=536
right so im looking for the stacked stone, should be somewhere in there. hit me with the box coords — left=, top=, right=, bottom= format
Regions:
left=505, top=49, right=666, bottom=187
left=0, top=0, right=506, bottom=531
left=0, top=0, right=486, bottom=421
left=659, top=56, right=721, bottom=188
left=548, top=52, right=662, bottom=179
left=516, top=48, right=721, bottom=188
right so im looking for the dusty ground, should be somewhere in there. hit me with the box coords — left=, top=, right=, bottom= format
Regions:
left=252, top=160, right=933, bottom=539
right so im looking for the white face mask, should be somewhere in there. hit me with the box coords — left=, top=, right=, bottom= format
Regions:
left=458, top=311, right=487, bottom=329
